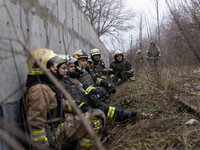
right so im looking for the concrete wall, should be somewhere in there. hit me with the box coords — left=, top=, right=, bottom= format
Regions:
left=0, top=0, right=109, bottom=104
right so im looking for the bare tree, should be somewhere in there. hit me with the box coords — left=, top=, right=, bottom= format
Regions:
left=139, top=13, right=143, bottom=50
left=77, top=0, right=135, bottom=37
left=154, top=0, right=161, bottom=44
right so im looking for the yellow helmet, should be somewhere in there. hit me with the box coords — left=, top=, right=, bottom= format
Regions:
left=72, top=49, right=88, bottom=59
left=114, top=50, right=123, bottom=56
left=90, top=48, right=101, bottom=56
left=27, top=48, right=61, bottom=75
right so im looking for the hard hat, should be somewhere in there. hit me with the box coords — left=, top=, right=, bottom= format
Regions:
left=114, top=50, right=123, bottom=56
left=27, top=49, right=61, bottom=75
left=72, top=49, right=88, bottom=60
left=57, top=54, right=69, bottom=69
left=87, top=57, right=93, bottom=64
left=90, top=48, right=101, bottom=56
left=136, top=49, right=141, bottom=54
left=67, top=55, right=77, bottom=65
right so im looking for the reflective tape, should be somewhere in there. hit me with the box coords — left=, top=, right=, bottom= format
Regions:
left=78, top=102, right=85, bottom=108
left=109, top=68, right=113, bottom=72
left=107, top=106, right=115, bottom=119
left=68, top=103, right=72, bottom=112
left=96, top=78, right=102, bottom=85
left=80, top=138, right=94, bottom=148
left=127, top=69, right=133, bottom=73
left=32, top=130, right=48, bottom=142
left=90, top=120, right=100, bottom=133
left=109, top=74, right=115, bottom=78
left=56, top=123, right=64, bottom=135
left=101, top=75, right=107, bottom=79
left=29, top=71, right=44, bottom=75
left=86, top=86, right=96, bottom=93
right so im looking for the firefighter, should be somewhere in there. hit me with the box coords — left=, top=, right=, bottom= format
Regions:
left=146, top=41, right=161, bottom=69
left=72, top=49, right=116, bottom=100
left=90, top=48, right=107, bottom=79
left=25, top=49, right=105, bottom=150
left=135, top=49, right=144, bottom=65
left=56, top=55, right=139, bottom=122
left=109, top=50, right=135, bottom=86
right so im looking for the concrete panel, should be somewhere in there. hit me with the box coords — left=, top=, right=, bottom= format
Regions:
left=0, top=0, right=109, bottom=104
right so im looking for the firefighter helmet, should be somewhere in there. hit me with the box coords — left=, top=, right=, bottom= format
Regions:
left=90, top=48, right=101, bottom=56
left=27, top=48, right=61, bottom=75
left=87, top=57, right=93, bottom=64
left=114, top=50, right=123, bottom=56
left=57, top=54, right=69, bottom=69
left=72, top=49, right=88, bottom=59
left=114, top=50, right=123, bottom=61
left=136, top=49, right=141, bottom=54
left=67, top=55, right=77, bottom=65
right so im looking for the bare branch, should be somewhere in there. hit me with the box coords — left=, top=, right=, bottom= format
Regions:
left=3, top=0, right=105, bottom=149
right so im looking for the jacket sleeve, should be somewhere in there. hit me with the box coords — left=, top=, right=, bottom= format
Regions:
left=26, top=84, right=57, bottom=148
left=100, top=60, right=108, bottom=79
left=125, top=61, right=135, bottom=81
left=108, top=63, right=115, bottom=79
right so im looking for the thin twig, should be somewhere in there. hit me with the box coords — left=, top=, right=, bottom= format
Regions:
left=0, top=128, right=25, bottom=150
left=3, top=1, right=104, bottom=149
left=102, top=124, right=119, bottom=144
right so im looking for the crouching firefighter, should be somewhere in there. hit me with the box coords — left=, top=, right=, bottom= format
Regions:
left=56, top=55, right=139, bottom=122
left=24, top=49, right=105, bottom=150
left=109, top=50, right=135, bottom=86
left=90, top=48, right=108, bottom=79
left=72, top=49, right=116, bottom=101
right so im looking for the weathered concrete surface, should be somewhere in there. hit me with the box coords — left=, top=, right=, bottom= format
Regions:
left=0, top=0, right=109, bottom=104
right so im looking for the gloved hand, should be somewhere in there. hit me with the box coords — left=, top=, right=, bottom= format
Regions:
left=107, top=83, right=116, bottom=94
left=90, top=109, right=106, bottom=127
left=95, top=88, right=109, bottom=100
left=137, top=110, right=153, bottom=119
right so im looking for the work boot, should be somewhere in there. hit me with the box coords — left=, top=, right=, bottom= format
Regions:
left=115, top=110, right=137, bottom=122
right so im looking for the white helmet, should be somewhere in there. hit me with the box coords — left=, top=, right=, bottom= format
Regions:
left=90, top=48, right=101, bottom=56
left=136, top=49, right=141, bottom=54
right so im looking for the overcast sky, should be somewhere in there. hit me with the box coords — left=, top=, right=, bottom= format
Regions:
left=122, top=0, right=168, bottom=48
left=102, top=0, right=169, bottom=51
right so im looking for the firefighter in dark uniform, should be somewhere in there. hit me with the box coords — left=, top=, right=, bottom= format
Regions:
left=109, top=50, right=135, bottom=86
left=90, top=48, right=108, bottom=79
left=56, top=55, right=139, bottom=122
left=72, top=49, right=116, bottom=100
left=146, top=41, right=161, bottom=69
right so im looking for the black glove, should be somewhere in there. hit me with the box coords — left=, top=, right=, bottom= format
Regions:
left=96, top=88, right=106, bottom=98
left=107, top=83, right=116, bottom=94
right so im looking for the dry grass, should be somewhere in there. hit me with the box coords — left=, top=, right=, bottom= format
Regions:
left=104, top=66, right=200, bottom=150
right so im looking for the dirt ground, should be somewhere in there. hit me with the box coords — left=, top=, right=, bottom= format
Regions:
left=103, top=69, right=200, bottom=150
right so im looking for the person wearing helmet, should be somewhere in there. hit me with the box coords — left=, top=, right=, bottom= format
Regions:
left=146, top=41, right=161, bottom=69
left=90, top=48, right=108, bottom=79
left=108, top=50, right=135, bottom=85
left=25, top=49, right=105, bottom=150
left=56, top=56, right=140, bottom=123
left=87, top=56, right=93, bottom=68
left=135, top=49, right=144, bottom=70
left=72, top=49, right=116, bottom=100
